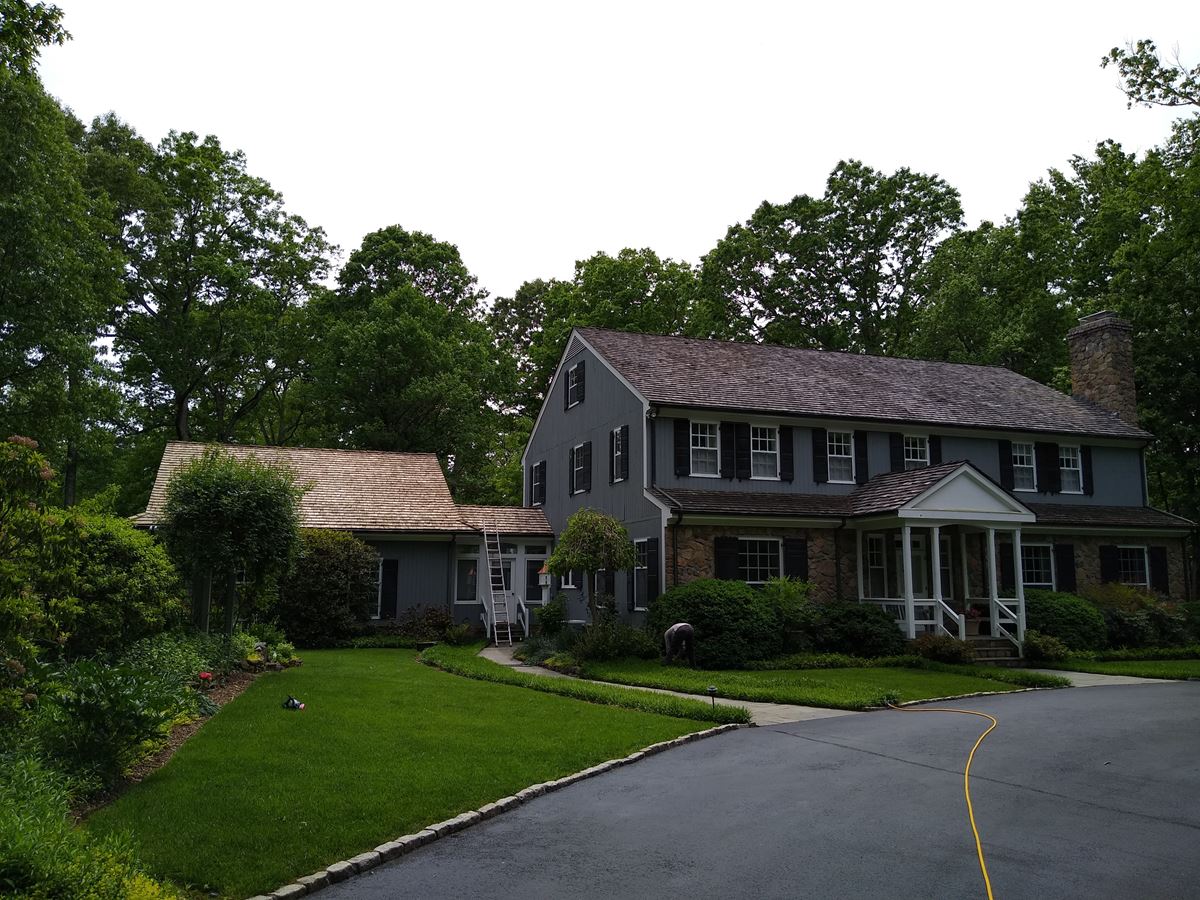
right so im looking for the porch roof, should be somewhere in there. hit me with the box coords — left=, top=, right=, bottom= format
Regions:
left=848, top=460, right=972, bottom=517
left=457, top=505, right=554, bottom=537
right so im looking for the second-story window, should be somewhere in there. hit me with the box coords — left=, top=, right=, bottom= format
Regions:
left=1059, top=445, right=1083, bottom=493
left=751, top=426, right=779, bottom=479
left=612, top=427, right=625, bottom=483
left=1012, top=442, right=1036, bottom=491
left=827, top=431, right=854, bottom=483
left=690, top=422, right=719, bottom=476
left=566, top=362, right=585, bottom=408
left=903, top=435, right=929, bottom=470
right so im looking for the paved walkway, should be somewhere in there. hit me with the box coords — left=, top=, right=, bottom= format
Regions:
left=478, top=645, right=856, bottom=726
left=1026, top=667, right=1164, bottom=687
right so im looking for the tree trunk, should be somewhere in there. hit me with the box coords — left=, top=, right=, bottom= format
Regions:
left=175, top=394, right=191, bottom=441
left=223, top=570, right=238, bottom=636
left=63, top=442, right=78, bottom=507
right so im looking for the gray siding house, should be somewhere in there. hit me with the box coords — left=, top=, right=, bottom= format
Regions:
left=139, top=443, right=553, bottom=634
left=523, top=312, right=1194, bottom=650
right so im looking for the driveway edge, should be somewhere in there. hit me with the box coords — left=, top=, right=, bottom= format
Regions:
left=251, top=722, right=747, bottom=900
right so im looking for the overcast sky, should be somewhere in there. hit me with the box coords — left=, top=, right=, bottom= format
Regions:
left=38, top=1, right=1198, bottom=299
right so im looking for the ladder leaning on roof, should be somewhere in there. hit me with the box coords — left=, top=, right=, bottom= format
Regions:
left=483, top=524, right=513, bottom=647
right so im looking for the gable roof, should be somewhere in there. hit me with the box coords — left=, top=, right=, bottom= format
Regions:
left=576, top=327, right=1150, bottom=440
left=848, top=460, right=970, bottom=517
left=137, top=442, right=550, bottom=536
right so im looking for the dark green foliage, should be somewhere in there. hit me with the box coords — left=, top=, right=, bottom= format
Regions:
left=807, top=602, right=908, bottom=658
left=534, top=593, right=567, bottom=636
left=761, top=577, right=817, bottom=651
left=1023, top=630, right=1070, bottom=663
left=570, top=620, right=659, bottom=663
left=1100, top=606, right=1191, bottom=649
left=275, top=529, right=377, bottom=647
left=442, top=623, right=474, bottom=646
left=546, top=509, right=636, bottom=623
left=117, top=628, right=247, bottom=685
left=911, top=634, right=975, bottom=664
left=648, top=579, right=782, bottom=669
left=1025, top=590, right=1108, bottom=651
left=64, top=514, right=183, bottom=658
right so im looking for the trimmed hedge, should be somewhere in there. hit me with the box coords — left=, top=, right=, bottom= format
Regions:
left=647, top=579, right=782, bottom=669
left=275, top=529, right=377, bottom=647
left=1025, top=590, right=1107, bottom=651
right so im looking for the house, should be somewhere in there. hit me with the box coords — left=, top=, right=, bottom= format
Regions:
left=522, top=311, right=1195, bottom=652
left=137, top=442, right=553, bottom=637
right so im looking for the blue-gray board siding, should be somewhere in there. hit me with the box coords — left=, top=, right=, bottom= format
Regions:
left=367, top=539, right=451, bottom=617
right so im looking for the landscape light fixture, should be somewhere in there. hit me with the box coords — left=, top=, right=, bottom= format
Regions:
left=707, top=685, right=718, bottom=709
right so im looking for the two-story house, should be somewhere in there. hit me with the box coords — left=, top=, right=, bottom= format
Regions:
left=523, top=312, right=1194, bottom=651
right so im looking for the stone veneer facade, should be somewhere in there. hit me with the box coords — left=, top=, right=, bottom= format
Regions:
left=1066, top=311, right=1138, bottom=425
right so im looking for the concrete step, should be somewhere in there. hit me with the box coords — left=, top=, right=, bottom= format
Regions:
left=975, top=658, right=1024, bottom=668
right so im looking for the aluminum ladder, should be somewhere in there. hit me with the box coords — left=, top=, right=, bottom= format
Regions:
left=484, top=525, right=512, bottom=646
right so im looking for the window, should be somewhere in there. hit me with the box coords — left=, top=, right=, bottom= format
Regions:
left=372, top=557, right=383, bottom=618
left=1022, top=544, right=1054, bottom=590
left=1012, top=442, right=1036, bottom=491
left=738, top=538, right=781, bottom=584
left=530, top=461, right=545, bottom=506
left=903, top=436, right=929, bottom=470
left=827, top=432, right=854, bottom=483
left=571, top=443, right=587, bottom=494
left=1059, top=445, right=1083, bottom=493
left=690, top=422, right=719, bottom=476
left=866, top=534, right=887, bottom=598
left=1118, top=546, right=1148, bottom=587
left=750, top=426, right=779, bottom=479
left=566, top=363, right=584, bottom=407
left=560, top=570, right=577, bottom=589
left=455, top=545, right=479, bottom=604
left=612, top=427, right=625, bottom=483
left=633, top=539, right=649, bottom=610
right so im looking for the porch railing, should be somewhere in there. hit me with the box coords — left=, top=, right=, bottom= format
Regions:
left=516, top=594, right=547, bottom=640
left=862, top=597, right=980, bottom=643
left=992, top=598, right=1022, bottom=650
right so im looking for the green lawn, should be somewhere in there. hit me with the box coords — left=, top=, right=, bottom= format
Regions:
left=86, top=650, right=701, bottom=897
left=1047, top=658, right=1200, bottom=680
left=581, top=659, right=1031, bottom=709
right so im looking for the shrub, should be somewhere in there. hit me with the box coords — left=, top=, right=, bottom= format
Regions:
left=911, top=633, right=975, bottom=664
left=1023, top=630, right=1070, bottom=662
left=65, top=514, right=184, bottom=658
left=535, top=594, right=567, bottom=636
left=1101, top=605, right=1191, bottom=648
left=514, top=635, right=560, bottom=667
left=276, top=530, right=378, bottom=647
left=443, top=623, right=474, bottom=646
left=572, top=621, right=659, bottom=663
left=1024, top=590, right=1107, bottom=651
left=395, top=606, right=454, bottom=640
left=648, top=579, right=782, bottom=669
left=808, top=602, right=908, bottom=658
left=761, top=577, right=817, bottom=651
left=1080, top=582, right=1159, bottom=612
left=118, top=628, right=246, bottom=687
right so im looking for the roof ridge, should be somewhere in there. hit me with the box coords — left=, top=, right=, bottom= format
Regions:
left=164, top=440, right=440, bottom=459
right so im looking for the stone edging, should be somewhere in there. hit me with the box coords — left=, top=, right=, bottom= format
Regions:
left=889, top=685, right=1058, bottom=707
left=250, top=722, right=747, bottom=900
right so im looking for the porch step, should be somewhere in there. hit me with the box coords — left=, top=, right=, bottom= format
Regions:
left=975, top=657, right=1024, bottom=668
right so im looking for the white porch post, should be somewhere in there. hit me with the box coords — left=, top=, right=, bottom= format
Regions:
left=1013, top=527, right=1026, bottom=643
left=959, top=530, right=970, bottom=602
left=930, top=525, right=943, bottom=605
left=985, top=526, right=998, bottom=631
left=901, top=524, right=916, bottom=639
left=855, top=528, right=865, bottom=602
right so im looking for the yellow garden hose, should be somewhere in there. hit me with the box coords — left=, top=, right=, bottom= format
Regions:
left=888, top=702, right=999, bottom=900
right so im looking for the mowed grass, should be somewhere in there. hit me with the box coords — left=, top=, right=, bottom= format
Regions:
left=86, top=650, right=700, bottom=898
left=581, top=659, right=1025, bottom=709
left=1048, top=658, right=1200, bottom=680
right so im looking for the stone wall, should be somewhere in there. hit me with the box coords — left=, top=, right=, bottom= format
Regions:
left=1066, top=311, right=1138, bottom=425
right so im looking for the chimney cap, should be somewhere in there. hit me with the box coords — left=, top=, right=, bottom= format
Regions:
left=1068, top=309, right=1131, bottom=338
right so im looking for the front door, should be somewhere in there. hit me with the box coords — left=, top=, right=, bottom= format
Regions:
left=895, top=534, right=930, bottom=598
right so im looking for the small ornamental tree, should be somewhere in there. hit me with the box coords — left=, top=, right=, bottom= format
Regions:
left=276, top=529, right=378, bottom=647
left=161, top=448, right=305, bottom=635
left=545, top=508, right=636, bottom=624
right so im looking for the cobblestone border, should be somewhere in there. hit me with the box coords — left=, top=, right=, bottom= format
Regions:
left=250, top=723, right=747, bottom=899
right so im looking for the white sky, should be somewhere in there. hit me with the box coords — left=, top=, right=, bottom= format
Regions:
left=38, top=0, right=1198, bottom=299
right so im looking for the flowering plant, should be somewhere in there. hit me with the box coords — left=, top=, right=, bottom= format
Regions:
left=198, top=671, right=213, bottom=688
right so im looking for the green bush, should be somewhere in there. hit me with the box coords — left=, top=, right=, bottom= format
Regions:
left=535, top=594, right=567, bottom=636
left=808, top=601, right=908, bottom=658
left=1025, top=590, right=1107, bottom=651
left=1101, top=605, right=1191, bottom=649
left=1023, top=630, right=1070, bottom=662
left=571, top=621, right=659, bottom=663
left=443, top=623, right=474, bottom=646
left=761, top=577, right=817, bottom=651
left=276, top=530, right=378, bottom=647
left=911, top=633, right=975, bottom=664
left=648, top=579, right=782, bottom=669
left=118, top=628, right=245, bottom=687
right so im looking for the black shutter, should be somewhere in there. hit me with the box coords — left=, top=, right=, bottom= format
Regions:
left=998, top=440, right=1014, bottom=490
left=779, top=426, right=794, bottom=482
left=889, top=433, right=904, bottom=473
left=537, top=461, right=547, bottom=505
left=854, top=431, right=869, bottom=485
left=999, top=542, right=1015, bottom=593
left=646, top=538, right=660, bottom=602
left=720, top=422, right=736, bottom=479
left=619, top=424, right=630, bottom=481
left=783, top=537, right=808, bottom=580
left=1149, top=546, right=1169, bottom=594
left=1035, top=442, right=1061, bottom=494
left=930, top=435, right=943, bottom=466
left=673, top=419, right=689, bottom=476
left=1081, top=445, right=1094, bottom=496
left=812, top=428, right=828, bottom=484
left=627, top=568, right=635, bottom=612
left=575, top=360, right=585, bottom=403
left=568, top=446, right=575, bottom=494
left=528, top=464, right=535, bottom=505
left=714, top=536, right=740, bottom=580
left=381, top=559, right=399, bottom=619
left=580, top=441, right=592, bottom=492
left=563, top=366, right=571, bottom=411
left=734, top=423, right=751, bottom=480
left=1054, top=543, right=1077, bottom=592
left=1099, top=545, right=1119, bottom=583
left=608, top=429, right=616, bottom=484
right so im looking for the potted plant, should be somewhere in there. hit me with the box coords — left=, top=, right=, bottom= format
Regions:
left=964, top=605, right=985, bottom=637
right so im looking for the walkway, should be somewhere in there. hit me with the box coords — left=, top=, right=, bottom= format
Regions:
left=1025, top=667, right=1164, bottom=687
left=477, top=645, right=855, bottom=726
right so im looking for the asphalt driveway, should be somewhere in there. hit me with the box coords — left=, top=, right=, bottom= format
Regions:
left=324, top=682, right=1200, bottom=899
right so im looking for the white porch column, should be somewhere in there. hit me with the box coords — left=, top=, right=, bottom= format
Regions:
left=855, top=529, right=865, bottom=602
left=930, top=525, right=943, bottom=604
left=985, top=526, right=998, bottom=629
left=901, top=524, right=916, bottom=639
left=1013, top=527, right=1027, bottom=642
left=959, top=530, right=970, bottom=602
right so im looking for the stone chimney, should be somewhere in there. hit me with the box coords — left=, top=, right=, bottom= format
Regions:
left=1066, top=311, right=1138, bottom=424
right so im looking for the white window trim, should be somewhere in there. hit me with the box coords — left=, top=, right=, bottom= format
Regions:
left=1012, top=441, right=1037, bottom=493
left=372, top=557, right=384, bottom=619
left=559, top=570, right=577, bottom=589
left=1059, top=444, right=1084, bottom=495
left=1020, top=542, right=1055, bottom=590
left=866, top=533, right=888, bottom=599
left=566, top=363, right=583, bottom=408
left=689, top=420, right=721, bottom=478
left=903, top=434, right=930, bottom=470
left=827, top=431, right=856, bottom=484
left=750, top=424, right=780, bottom=481
left=454, top=546, right=481, bottom=605
left=1117, top=545, right=1150, bottom=587
left=612, top=427, right=625, bottom=484
left=737, top=537, right=783, bottom=585
left=571, top=442, right=586, bottom=495
left=633, top=538, right=649, bottom=611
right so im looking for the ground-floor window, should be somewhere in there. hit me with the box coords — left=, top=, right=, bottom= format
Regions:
left=372, top=556, right=383, bottom=619
left=1118, top=546, right=1149, bottom=587
left=1021, top=544, right=1054, bottom=590
left=866, top=534, right=887, bottom=597
left=739, top=538, right=781, bottom=584
left=633, top=539, right=649, bottom=610
left=455, top=545, right=479, bottom=604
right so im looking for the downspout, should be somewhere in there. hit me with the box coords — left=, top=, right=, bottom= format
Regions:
left=833, top=520, right=847, bottom=602
left=673, top=510, right=682, bottom=587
